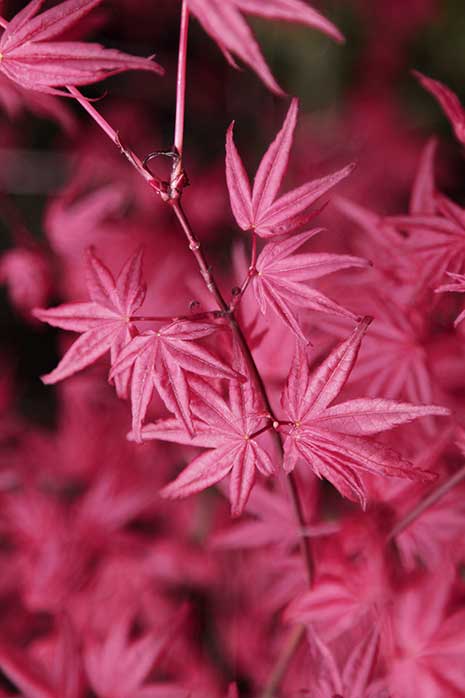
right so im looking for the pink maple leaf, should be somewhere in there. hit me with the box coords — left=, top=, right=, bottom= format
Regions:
left=318, top=285, right=438, bottom=418
left=0, top=72, right=75, bottom=129
left=226, top=98, right=355, bottom=237
left=335, top=138, right=438, bottom=292
left=252, top=227, right=368, bottom=340
left=84, top=611, right=187, bottom=698
left=110, top=320, right=242, bottom=441
left=212, top=481, right=338, bottom=549
left=285, top=517, right=394, bottom=642
left=34, top=247, right=146, bottom=399
left=304, top=626, right=386, bottom=698
left=138, top=373, right=275, bottom=516
left=386, top=192, right=465, bottom=288
left=413, top=70, right=465, bottom=146
left=385, top=568, right=465, bottom=698
left=280, top=318, right=449, bottom=507
left=187, top=0, right=342, bottom=94
left=0, top=247, right=52, bottom=318
left=0, top=0, right=163, bottom=97
left=0, top=618, right=83, bottom=698
left=436, top=271, right=465, bottom=326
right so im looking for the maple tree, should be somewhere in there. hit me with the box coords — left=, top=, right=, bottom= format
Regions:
left=0, top=1, right=464, bottom=698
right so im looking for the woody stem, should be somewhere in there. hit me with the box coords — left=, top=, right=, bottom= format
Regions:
left=171, top=200, right=314, bottom=588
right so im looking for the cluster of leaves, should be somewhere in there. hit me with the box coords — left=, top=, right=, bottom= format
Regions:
left=0, top=1, right=465, bottom=698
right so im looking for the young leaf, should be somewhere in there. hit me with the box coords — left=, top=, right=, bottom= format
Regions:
left=226, top=100, right=355, bottom=237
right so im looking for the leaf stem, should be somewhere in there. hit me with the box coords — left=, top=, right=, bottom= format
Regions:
left=387, top=463, right=465, bottom=542
left=174, top=0, right=189, bottom=159
left=131, top=311, right=219, bottom=323
left=229, top=233, right=258, bottom=311
left=249, top=422, right=274, bottom=440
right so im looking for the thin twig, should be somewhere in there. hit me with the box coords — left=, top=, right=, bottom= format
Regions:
left=174, top=0, right=189, bottom=159
left=387, top=463, right=465, bottom=542
left=171, top=201, right=314, bottom=590
left=66, top=86, right=154, bottom=184
left=260, top=625, right=306, bottom=698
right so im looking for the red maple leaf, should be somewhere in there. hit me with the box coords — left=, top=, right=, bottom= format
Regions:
left=110, top=320, right=243, bottom=441
left=34, top=247, right=146, bottom=398
left=0, top=0, right=163, bottom=96
left=187, top=0, right=342, bottom=94
left=226, top=98, right=354, bottom=237
left=252, top=228, right=368, bottom=340
left=137, top=372, right=274, bottom=516
left=280, top=318, right=449, bottom=507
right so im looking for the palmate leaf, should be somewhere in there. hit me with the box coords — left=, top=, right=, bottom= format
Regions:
left=34, top=248, right=146, bottom=398
left=188, top=0, right=342, bottom=94
left=110, top=321, right=243, bottom=442
left=252, top=228, right=368, bottom=340
left=0, top=0, right=163, bottom=96
left=139, top=374, right=274, bottom=516
left=281, top=318, right=450, bottom=506
left=226, top=99, right=355, bottom=237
